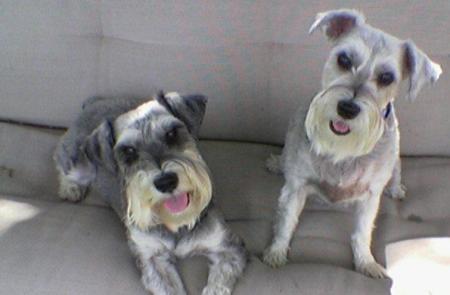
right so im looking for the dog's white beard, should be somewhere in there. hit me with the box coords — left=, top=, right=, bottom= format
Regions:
left=125, top=153, right=212, bottom=232
left=305, top=92, right=384, bottom=163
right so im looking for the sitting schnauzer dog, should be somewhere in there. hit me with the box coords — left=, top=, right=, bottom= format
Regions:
left=54, top=92, right=246, bottom=294
left=263, top=9, right=442, bottom=278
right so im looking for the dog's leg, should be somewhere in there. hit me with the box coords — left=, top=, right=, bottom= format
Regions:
left=175, top=213, right=246, bottom=295
left=201, top=238, right=246, bottom=295
left=56, top=169, right=89, bottom=202
left=54, top=141, right=95, bottom=202
left=263, top=183, right=307, bottom=267
left=383, top=158, right=406, bottom=200
left=129, top=229, right=186, bottom=295
left=351, top=192, right=387, bottom=278
left=139, top=252, right=186, bottom=295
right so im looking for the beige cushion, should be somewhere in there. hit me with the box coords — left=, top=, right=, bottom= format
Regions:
left=0, top=195, right=392, bottom=295
left=1, top=2, right=449, bottom=155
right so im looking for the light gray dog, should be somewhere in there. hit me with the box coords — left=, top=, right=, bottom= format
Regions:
left=263, top=9, right=442, bottom=278
left=54, top=92, right=246, bottom=295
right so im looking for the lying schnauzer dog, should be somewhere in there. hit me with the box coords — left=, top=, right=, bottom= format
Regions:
left=263, top=9, right=442, bottom=278
left=54, top=92, right=246, bottom=294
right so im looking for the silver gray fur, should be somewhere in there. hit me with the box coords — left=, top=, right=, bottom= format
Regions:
left=263, top=9, right=442, bottom=278
left=54, top=92, right=246, bottom=295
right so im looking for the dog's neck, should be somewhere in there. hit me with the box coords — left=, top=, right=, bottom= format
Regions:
left=172, top=201, right=214, bottom=236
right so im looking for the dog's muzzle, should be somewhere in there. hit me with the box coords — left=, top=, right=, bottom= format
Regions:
left=152, top=172, right=192, bottom=214
left=330, top=99, right=361, bottom=136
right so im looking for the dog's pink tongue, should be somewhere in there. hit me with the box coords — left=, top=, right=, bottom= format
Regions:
left=163, top=193, right=189, bottom=213
left=332, top=120, right=350, bottom=133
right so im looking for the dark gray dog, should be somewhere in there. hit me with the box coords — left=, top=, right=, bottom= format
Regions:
left=54, top=92, right=246, bottom=295
left=263, top=9, right=442, bottom=278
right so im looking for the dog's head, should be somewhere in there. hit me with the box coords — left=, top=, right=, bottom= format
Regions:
left=85, top=92, right=211, bottom=232
left=306, top=9, right=442, bottom=162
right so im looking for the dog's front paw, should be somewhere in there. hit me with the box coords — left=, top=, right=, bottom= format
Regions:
left=355, top=261, right=388, bottom=279
left=58, top=176, right=87, bottom=202
left=262, top=246, right=288, bottom=268
left=202, top=284, right=231, bottom=295
left=384, top=183, right=406, bottom=201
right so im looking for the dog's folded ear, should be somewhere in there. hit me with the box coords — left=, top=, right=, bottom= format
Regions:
left=156, top=92, right=208, bottom=138
left=83, top=119, right=117, bottom=172
left=403, top=41, right=442, bottom=101
left=309, top=9, right=365, bottom=40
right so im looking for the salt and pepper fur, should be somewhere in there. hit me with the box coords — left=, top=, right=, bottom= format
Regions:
left=263, top=9, right=441, bottom=278
left=54, top=92, right=246, bottom=295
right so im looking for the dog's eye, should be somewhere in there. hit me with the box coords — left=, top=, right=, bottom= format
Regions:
left=377, top=72, right=395, bottom=86
left=165, top=128, right=178, bottom=145
left=337, top=52, right=352, bottom=71
left=120, top=146, right=138, bottom=164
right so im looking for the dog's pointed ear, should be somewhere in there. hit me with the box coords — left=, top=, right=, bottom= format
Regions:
left=403, top=40, right=442, bottom=101
left=309, top=9, right=365, bottom=40
left=83, top=119, right=117, bottom=172
left=156, top=92, right=208, bottom=138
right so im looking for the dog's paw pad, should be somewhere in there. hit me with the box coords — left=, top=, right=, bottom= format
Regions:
left=356, top=261, right=388, bottom=279
left=202, top=285, right=231, bottom=295
left=266, top=154, right=282, bottom=174
left=262, top=247, right=288, bottom=268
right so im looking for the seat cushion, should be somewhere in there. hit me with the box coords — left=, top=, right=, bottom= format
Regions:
left=0, top=195, right=391, bottom=295
left=0, top=196, right=144, bottom=295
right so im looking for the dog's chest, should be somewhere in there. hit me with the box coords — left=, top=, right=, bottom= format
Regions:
left=314, top=160, right=378, bottom=203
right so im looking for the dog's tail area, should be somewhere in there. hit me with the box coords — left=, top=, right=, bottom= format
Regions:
left=266, top=154, right=283, bottom=175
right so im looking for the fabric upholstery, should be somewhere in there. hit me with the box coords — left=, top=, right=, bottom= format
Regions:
left=1, top=1, right=449, bottom=155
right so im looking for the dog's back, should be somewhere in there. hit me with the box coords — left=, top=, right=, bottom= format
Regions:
left=53, top=96, right=150, bottom=210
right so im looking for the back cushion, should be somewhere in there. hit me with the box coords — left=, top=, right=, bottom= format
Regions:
left=1, top=1, right=449, bottom=155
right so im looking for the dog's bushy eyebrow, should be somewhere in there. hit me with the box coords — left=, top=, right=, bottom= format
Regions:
left=114, top=136, right=137, bottom=150
left=163, top=120, right=184, bottom=132
left=375, top=63, right=397, bottom=75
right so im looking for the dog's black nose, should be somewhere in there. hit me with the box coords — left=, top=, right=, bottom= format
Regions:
left=153, top=172, right=178, bottom=193
left=337, top=100, right=361, bottom=120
